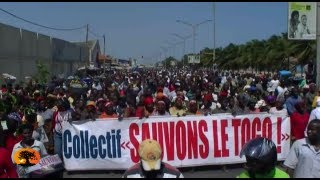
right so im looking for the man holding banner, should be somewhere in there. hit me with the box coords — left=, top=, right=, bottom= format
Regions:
left=122, top=139, right=184, bottom=178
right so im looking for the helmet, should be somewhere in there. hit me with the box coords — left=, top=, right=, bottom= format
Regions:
left=240, top=137, right=277, bottom=165
left=240, top=137, right=277, bottom=176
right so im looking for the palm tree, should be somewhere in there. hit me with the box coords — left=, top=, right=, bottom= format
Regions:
left=190, top=32, right=316, bottom=72
left=291, top=40, right=316, bottom=65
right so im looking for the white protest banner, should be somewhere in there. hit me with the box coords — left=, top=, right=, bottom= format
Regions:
left=25, top=154, right=63, bottom=173
left=62, top=113, right=290, bottom=171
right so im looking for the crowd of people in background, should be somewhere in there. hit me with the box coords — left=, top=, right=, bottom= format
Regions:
left=0, top=66, right=319, bottom=178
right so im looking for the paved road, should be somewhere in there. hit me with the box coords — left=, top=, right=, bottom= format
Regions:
left=63, top=162, right=288, bottom=178
left=63, top=164, right=245, bottom=178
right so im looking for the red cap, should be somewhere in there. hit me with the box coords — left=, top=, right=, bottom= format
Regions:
left=203, top=94, right=213, bottom=102
left=120, top=90, right=126, bottom=97
left=37, top=96, right=45, bottom=102
left=144, top=96, right=154, bottom=105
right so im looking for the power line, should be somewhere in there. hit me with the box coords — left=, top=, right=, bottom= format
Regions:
left=0, top=7, right=86, bottom=31
left=89, top=29, right=103, bottom=38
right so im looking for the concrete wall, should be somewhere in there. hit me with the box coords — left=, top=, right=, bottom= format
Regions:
left=0, top=23, right=89, bottom=82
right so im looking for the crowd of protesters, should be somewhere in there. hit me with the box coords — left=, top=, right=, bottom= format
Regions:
left=0, top=66, right=319, bottom=178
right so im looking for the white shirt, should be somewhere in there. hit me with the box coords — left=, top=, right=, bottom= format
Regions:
left=33, top=126, right=49, bottom=143
left=92, top=83, right=102, bottom=91
left=269, top=107, right=288, bottom=117
left=297, top=23, right=310, bottom=38
left=309, top=107, right=320, bottom=121
left=284, top=138, right=320, bottom=178
left=268, top=79, right=279, bottom=92
left=11, top=140, right=48, bottom=178
left=54, top=111, right=72, bottom=134
left=304, top=107, right=320, bottom=135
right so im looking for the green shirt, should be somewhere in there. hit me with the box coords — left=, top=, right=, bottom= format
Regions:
left=237, top=168, right=289, bottom=178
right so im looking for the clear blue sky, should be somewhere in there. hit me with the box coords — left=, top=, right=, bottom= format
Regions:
left=0, top=2, right=288, bottom=65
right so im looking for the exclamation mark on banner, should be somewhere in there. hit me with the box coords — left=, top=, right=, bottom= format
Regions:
left=276, top=117, right=282, bottom=153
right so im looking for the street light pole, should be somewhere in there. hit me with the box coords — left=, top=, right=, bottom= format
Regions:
left=171, top=33, right=192, bottom=68
left=213, top=2, right=216, bottom=70
left=176, top=19, right=212, bottom=64
left=165, top=40, right=177, bottom=59
left=86, top=24, right=89, bottom=67
left=160, top=46, right=168, bottom=69
left=103, top=34, right=106, bottom=74
left=317, top=2, right=320, bottom=87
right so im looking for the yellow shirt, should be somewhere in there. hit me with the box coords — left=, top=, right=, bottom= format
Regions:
left=169, top=107, right=187, bottom=116
left=312, top=95, right=319, bottom=108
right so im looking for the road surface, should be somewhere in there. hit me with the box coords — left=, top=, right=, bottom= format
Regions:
left=63, top=164, right=244, bottom=178
left=63, top=162, right=288, bottom=178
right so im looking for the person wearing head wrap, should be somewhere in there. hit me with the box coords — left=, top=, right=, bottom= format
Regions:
left=156, top=92, right=171, bottom=112
left=200, top=94, right=214, bottom=116
left=99, top=101, right=118, bottom=119
left=153, top=100, right=170, bottom=116
left=143, top=96, right=156, bottom=118
left=96, top=98, right=106, bottom=116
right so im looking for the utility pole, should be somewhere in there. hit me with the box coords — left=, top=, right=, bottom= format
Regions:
left=103, top=34, right=106, bottom=74
left=316, top=2, right=320, bottom=87
left=171, top=33, right=192, bottom=68
left=160, top=46, right=168, bottom=69
left=176, top=19, right=212, bottom=66
left=86, top=24, right=89, bottom=66
left=213, top=2, right=216, bottom=70
left=86, top=24, right=89, bottom=43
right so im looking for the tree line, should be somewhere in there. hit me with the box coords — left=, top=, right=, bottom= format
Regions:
left=159, top=32, right=316, bottom=72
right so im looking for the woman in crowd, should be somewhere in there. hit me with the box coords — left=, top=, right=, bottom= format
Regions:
left=0, top=123, right=18, bottom=178
left=99, top=101, right=118, bottom=119
left=52, top=98, right=72, bottom=160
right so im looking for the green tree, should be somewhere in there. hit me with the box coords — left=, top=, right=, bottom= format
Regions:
left=177, top=32, right=316, bottom=72
left=33, top=60, right=50, bottom=85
